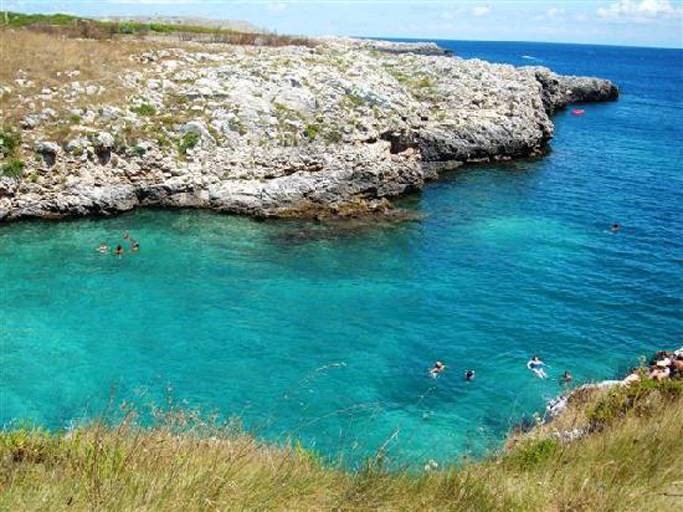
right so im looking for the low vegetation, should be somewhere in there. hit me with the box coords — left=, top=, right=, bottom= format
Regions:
left=1, top=11, right=313, bottom=46
left=131, top=103, right=157, bottom=117
left=0, top=29, right=149, bottom=125
left=1, top=377, right=680, bottom=511
left=178, top=131, right=200, bottom=155
left=1, top=158, right=24, bottom=177
left=0, top=128, right=21, bottom=157
left=0, top=11, right=317, bottom=165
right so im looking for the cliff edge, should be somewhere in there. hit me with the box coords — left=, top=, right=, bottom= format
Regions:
left=0, top=36, right=618, bottom=221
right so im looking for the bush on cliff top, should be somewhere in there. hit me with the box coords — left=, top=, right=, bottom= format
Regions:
left=588, top=376, right=683, bottom=428
left=0, top=128, right=21, bottom=157
left=178, top=131, right=200, bottom=155
left=1, top=159, right=25, bottom=178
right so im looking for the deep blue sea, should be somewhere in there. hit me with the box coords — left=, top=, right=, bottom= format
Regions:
left=1, top=41, right=682, bottom=467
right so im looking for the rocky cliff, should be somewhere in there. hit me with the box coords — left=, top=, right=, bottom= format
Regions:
left=0, top=38, right=618, bottom=221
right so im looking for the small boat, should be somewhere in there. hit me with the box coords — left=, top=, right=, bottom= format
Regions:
left=571, top=109, right=586, bottom=116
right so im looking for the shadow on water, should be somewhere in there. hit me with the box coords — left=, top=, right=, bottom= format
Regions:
left=265, top=215, right=423, bottom=246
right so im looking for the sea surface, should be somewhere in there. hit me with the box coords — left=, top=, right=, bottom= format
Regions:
left=1, top=41, right=682, bottom=467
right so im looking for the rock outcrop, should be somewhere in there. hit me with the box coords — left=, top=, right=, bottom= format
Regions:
left=0, top=38, right=618, bottom=222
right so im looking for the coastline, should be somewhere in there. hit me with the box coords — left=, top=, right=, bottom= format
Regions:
left=1, top=14, right=680, bottom=512
left=0, top=35, right=617, bottom=223
left=1, top=349, right=680, bottom=511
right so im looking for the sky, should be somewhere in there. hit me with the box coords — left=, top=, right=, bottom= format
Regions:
left=2, top=0, right=683, bottom=48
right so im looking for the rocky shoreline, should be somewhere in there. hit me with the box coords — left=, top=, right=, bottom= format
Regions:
left=538, top=347, right=683, bottom=440
left=0, top=38, right=618, bottom=222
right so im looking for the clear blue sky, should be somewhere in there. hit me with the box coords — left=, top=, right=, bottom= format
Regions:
left=3, top=0, right=683, bottom=48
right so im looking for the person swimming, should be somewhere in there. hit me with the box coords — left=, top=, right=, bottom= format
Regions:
left=561, top=370, right=573, bottom=384
left=610, top=223, right=621, bottom=233
left=114, top=245, right=124, bottom=256
left=465, top=369, right=475, bottom=381
left=429, top=361, right=445, bottom=378
left=97, top=243, right=109, bottom=254
left=131, top=241, right=140, bottom=252
left=527, top=356, right=548, bottom=379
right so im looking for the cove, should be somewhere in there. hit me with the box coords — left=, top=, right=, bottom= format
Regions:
left=1, top=41, right=682, bottom=466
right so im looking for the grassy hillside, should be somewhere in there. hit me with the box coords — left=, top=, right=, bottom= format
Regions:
left=2, top=11, right=230, bottom=34
left=0, top=11, right=310, bottom=45
left=1, top=378, right=681, bottom=511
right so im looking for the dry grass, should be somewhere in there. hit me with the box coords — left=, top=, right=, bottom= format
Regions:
left=1, top=379, right=681, bottom=511
left=0, top=25, right=313, bottom=139
left=0, top=29, right=150, bottom=124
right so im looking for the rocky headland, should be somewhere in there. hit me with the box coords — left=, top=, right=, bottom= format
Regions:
left=0, top=37, right=618, bottom=222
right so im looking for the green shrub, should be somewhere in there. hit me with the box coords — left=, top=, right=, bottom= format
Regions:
left=304, top=124, right=319, bottom=140
left=149, top=23, right=176, bottom=34
left=132, top=145, right=146, bottom=157
left=0, top=128, right=21, bottom=157
left=156, top=134, right=171, bottom=148
left=345, top=93, right=365, bottom=107
left=5, top=12, right=79, bottom=27
left=588, top=377, right=683, bottom=428
left=505, top=438, right=558, bottom=470
left=323, top=129, right=343, bottom=144
left=178, top=132, right=200, bottom=155
left=131, top=104, right=156, bottom=116
left=116, top=22, right=136, bottom=35
left=415, top=76, right=433, bottom=88
left=1, top=159, right=25, bottom=178
left=113, top=134, right=128, bottom=154
left=69, top=114, right=82, bottom=124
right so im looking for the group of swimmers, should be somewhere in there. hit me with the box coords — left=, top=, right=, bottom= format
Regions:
left=427, top=224, right=621, bottom=383
left=96, top=232, right=140, bottom=256
left=429, top=361, right=476, bottom=381
left=430, top=355, right=573, bottom=385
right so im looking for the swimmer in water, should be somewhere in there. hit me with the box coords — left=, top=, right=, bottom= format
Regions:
left=97, top=243, right=109, bottom=254
left=114, top=245, right=124, bottom=256
left=527, top=355, right=548, bottom=379
left=465, top=369, right=475, bottom=381
left=561, top=370, right=573, bottom=384
left=610, top=223, right=620, bottom=233
left=430, top=361, right=445, bottom=378
left=131, top=241, right=140, bottom=252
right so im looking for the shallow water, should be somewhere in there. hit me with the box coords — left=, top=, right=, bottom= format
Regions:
left=1, top=42, right=682, bottom=466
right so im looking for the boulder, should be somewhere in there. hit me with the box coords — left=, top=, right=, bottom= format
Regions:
left=180, top=120, right=216, bottom=144
left=35, top=141, right=60, bottom=167
left=95, top=132, right=115, bottom=150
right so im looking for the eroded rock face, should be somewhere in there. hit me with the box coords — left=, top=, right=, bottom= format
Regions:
left=0, top=38, right=618, bottom=222
left=525, top=67, right=619, bottom=114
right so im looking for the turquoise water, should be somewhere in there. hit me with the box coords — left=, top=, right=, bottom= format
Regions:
left=1, top=42, right=682, bottom=466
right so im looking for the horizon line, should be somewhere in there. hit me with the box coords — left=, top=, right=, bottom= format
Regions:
left=362, top=36, right=683, bottom=52
left=3, top=8, right=682, bottom=51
